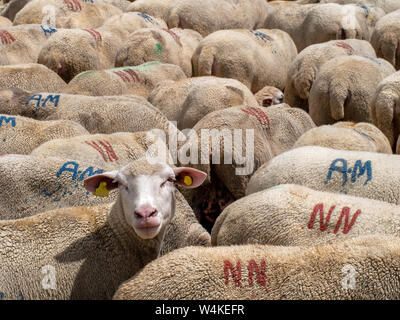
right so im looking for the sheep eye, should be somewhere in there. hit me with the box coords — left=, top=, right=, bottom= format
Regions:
left=161, top=177, right=175, bottom=187
left=124, top=185, right=129, bottom=191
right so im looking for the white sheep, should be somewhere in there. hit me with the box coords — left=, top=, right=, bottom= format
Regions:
left=113, top=235, right=400, bottom=299
left=212, top=184, right=400, bottom=247
left=246, top=146, right=400, bottom=206
left=0, top=159, right=207, bottom=299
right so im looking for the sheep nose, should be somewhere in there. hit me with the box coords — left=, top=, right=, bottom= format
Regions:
left=134, top=206, right=158, bottom=219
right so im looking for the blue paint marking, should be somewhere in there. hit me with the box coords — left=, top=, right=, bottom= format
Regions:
left=325, top=158, right=372, bottom=187
left=40, top=25, right=57, bottom=36
left=56, top=161, right=103, bottom=181
left=137, top=12, right=153, bottom=22
left=250, top=30, right=272, bottom=43
left=26, top=94, right=60, bottom=109
left=0, top=116, right=16, bottom=128
left=0, top=292, right=4, bottom=300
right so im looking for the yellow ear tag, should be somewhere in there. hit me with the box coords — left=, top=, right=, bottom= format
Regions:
left=93, top=181, right=109, bottom=197
left=184, top=175, right=192, bottom=186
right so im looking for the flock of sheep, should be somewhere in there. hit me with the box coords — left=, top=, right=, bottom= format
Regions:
left=0, top=0, right=400, bottom=300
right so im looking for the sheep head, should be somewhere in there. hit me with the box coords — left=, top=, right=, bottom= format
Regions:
left=84, top=160, right=207, bottom=239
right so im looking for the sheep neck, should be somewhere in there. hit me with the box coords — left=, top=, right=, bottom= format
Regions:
left=107, top=197, right=167, bottom=267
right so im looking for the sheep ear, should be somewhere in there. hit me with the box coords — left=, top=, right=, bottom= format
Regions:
left=173, top=167, right=207, bottom=189
left=84, top=171, right=120, bottom=196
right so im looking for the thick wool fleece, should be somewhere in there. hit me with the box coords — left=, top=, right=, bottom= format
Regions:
left=293, top=122, right=392, bottom=154
left=284, top=39, right=377, bottom=111
left=308, top=55, right=395, bottom=125
left=44, top=94, right=179, bottom=139
left=0, top=25, right=57, bottom=66
left=116, top=27, right=202, bottom=77
left=114, top=235, right=400, bottom=299
left=0, top=64, right=67, bottom=92
left=0, top=115, right=88, bottom=154
left=265, top=2, right=382, bottom=51
left=192, top=29, right=297, bottom=92
left=63, top=62, right=186, bottom=98
left=319, top=0, right=400, bottom=13
left=148, top=76, right=258, bottom=129
left=246, top=146, right=400, bottom=206
left=125, top=0, right=174, bottom=21
left=370, top=70, right=400, bottom=147
left=166, top=0, right=268, bottom=37
left=212, top=184, right=400, bottom=247
left=14, top=0, right=122, bottom=29
left=371, top=10, right=400, bottom=70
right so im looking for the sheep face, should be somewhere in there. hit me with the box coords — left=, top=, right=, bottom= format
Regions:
left=255, top=86, right=284, bottom=107
left=84, top=160, right=207, bottom=239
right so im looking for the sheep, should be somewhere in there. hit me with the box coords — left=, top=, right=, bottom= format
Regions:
left=0, top=63, right=67, bottom=92
left=30, top=131, right=171, bottom=169
left=147, top=77, right=259, bottom=129
left=125, top=0, right=174, bottom=21
left=371, top=10, right=400, bottom=70
left=38, top=12, right=168, bottom=83
left=0, top=15, right=11, bottom=26
left=100, top=11, right=167, bottom=37
left=0, top=25, right=59, bottom=66
left=176, top=103, right=315, bottom=231
left=254, top=86, right=284, bottom=107
left=308, top=56, right=395, bottom=126
left=0, top=114, right=88, bottom=154
left=37, top=28, right=123, bottom=83
left=212, top=184, right=400, bottom=248
left=62, top=62, right=186, bottom=98
left=264, top=2, right=383, bottom=51
left=192, top=29, right=297, bottom=93
left=0, top=153, right=210, bottom=255
left=115, top=27, right=202, bottom=77
left=113, top=235, right=400, bottom=299
left=293, top=122, right=392, bottom=154
left=43, top=94, right=181, bottom=140
left=0, top=159, right=207, bottom=299
left=166, top=0, right=268, bottom=37
left=13, top=0, right=122, bottom=29
left=319, top=0, right=400, bottom=14
left=370, top=71, right=400, bottom=149
left=0, top=0, right=31, bottom=22
left=284, top=39, right=377, bottom=111
left=246, top=146, right=400, bottom=207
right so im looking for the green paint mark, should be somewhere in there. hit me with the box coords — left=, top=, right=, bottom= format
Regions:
left=76, top=70, right=95, bottom=80
left=154, top=43, right=163, bottom=54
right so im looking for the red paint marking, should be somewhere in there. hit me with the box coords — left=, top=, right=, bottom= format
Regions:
left=123, top=69, right=140, bottom=82
left=82, top=29, right=102, bottom=41
left=0, top=30, right=15, bottom=45
left=114, top=70, right=131, bottom=83
left=85, top=140, right=118, bottom=162
left=248, top=260, right=270, bottom=293
left=72, top=0, right=82, bottom=11
left=224, top=260, right=242, bottom=288
left=240, top=107, right=270, bottom=127
left=335, top=42, right=355, bottom=55
left=161, top=28, right=182, bottom=46
left=307, top=203, right=336, bottom=231
left=64, top=0, right=82, bottom=11
left=307, top=203, right=361, bottom=234
left=333, top=206, right=361, bottom=234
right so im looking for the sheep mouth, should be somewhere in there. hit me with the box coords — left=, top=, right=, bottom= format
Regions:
left=134, top=225, right=161, bottom=239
